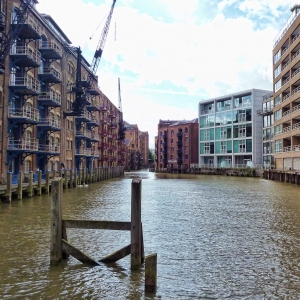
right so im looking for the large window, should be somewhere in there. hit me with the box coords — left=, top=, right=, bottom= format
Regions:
left=274, top=79, right=281, bottom=92
left=274, top=65, right=281, bottom=78
left=216, top=99, right=231, bottom=111
left=274, top=109, right=282, bottom=121
left=275, top=140, right=282, bottom=153
left=274, top=50, right=281, bottom=64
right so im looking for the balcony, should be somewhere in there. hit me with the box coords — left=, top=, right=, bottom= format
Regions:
left=38, top=143, right=60, bottom=155
left=177, top=149, right=182, bottom=155
left=37, top=117, right=61, bottom=131
left=92, top=150, right=100, bottom=157
left=10, top=45, right=41, bottom=68
left=75, top=111, right=91, bottom=122
left=39, top=40, right=62, bottom=59
left=11, top=17, right=41, bottom=40
left=282, top=110, right=291, bottom=118
left=90, top=133, right=100, bottom=142
left=75, top=129, right=91, bottom=139
left=38, top=90, right=61, bottom=107
left=9, top=75, right=40, bottom=95
left=283, top=146, right=292, bottom=152
left=75, top=148, right=93, bottom=157
left=8, top=107, right=39, bottom=124
left=87, top=116, right=100, bottom=126
left=292, top=86, right=300, bottom=97
left=86, top=98, right=100, bottom=111
left=177, top=132, right=182, bottom=138
left=294, top=144, right=300, bottom=151
left=7, top=138, right=39, bottom=152
left=38, top=67, right=62, bottom=84
left=177, top=140, right=182, bottom=147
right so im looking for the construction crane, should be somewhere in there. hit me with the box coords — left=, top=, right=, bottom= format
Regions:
left=118, top=77, right=125, bottom=140
left=67, top=0, right=117, bottom=116
left=0, top=0, right=34, bottom=74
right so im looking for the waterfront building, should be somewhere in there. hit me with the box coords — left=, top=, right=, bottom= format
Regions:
left=257, top=92, right=275, bottom=169
left=124, top=122, right=149, bottom=170
left=0, top=0, right=124, bottom=179
left=156, top=119, right=199, bottom=171
left=198, top=89, right=271, bottom=168
left=273, top=4, right=300, bottom=170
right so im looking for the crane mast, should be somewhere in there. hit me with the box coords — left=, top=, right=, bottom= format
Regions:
left=118, top=77, right=125, bottom=140
left=90, top=0, right=116, bottom=76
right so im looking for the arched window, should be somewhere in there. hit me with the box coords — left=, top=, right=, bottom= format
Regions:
left=185, top=127, right=188, bottom=133
left=171, top=130, right=174, bottom=136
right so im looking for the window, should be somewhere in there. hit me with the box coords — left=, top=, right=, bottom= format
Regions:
left=238, top=124, right=246, bottom=138
left=239, top=140, right=246, bottom=153
left=204, top=143, right=210, bottom=154
left=221, top=127, right=227, bottom=139
left=171, top=130, right=174, bottom=136
left=274, top=79, right=281, bottom=92
left=275, top=140, right=282, bottom=153
left=274, top=95, right=281, bottom=106
left=204, top=129, right=210, bottom=141
left=185, top=128, right=188, bottom=133
left=185, top=154, right=188, bottom=159
left=171, top=147, right=174, bottom=152
left=274, top=109, right=282, bottom=121
left=171, top=138, right=173, bottom=143
left=132, top=144, right=134, bottom=148
left=68, top=62, right=75, bottom=75
left=221, top=141, right=227, bottom=153
left=274, top=65, right=281, bottom=78
left=185, top=137, right=188, bottom=142
left=274, top=50, right=281, bottom=64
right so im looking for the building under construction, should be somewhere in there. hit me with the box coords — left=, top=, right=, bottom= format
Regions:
left=0, top=0, right=126, bottom=178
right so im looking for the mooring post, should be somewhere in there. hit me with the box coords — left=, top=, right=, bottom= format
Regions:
left=17, top=171, right=23, bottom=200
left=78, top=168, right=82, bottom=185
left=64, top=169, right=68, bottom=189
left=131, top=178, right=142, bottom=270
left=6, top=172, right=12, bottom=203
left=37, top=170, right=42, bottom=196
left=45, top=170, right=50, bottom=194
left=50, top=177, right=63, bottom=266
left=74, top=168, right=77, bottom=187
left=28, top=171, right=34, bottom=197
left=69, top=169, right=73, bottom=187
left=145, top=253, right=157, bottom=293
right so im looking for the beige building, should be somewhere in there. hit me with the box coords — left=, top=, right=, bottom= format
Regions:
left=124, top=122, right=149, bottom=170
left=273, top=4, right=300, bottom=170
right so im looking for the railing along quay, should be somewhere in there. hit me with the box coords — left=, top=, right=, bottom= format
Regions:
left=0, top=166, right=124, bottom=203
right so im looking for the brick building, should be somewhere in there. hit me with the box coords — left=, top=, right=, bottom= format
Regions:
left=156, top=119, right=199, bottom=171
left=124, top=122, right=149, bottom=170
left=0, top=0, right=125, bottom=177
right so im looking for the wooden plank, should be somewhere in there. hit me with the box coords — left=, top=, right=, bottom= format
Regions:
left=62, top=239, right=100, bottom=266
left=99, top=244, right=131, bottom=263
left=63, top=220, right=131, bottom=230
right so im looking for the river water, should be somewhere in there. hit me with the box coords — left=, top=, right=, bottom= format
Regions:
left=1, top=170, right=300, bottom=299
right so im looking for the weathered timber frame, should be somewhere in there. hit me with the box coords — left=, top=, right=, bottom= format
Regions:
left=50, top=177, right=144, bottom=270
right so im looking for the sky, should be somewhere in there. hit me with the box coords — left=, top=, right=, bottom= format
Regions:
left=36, top=0, right=295, bottom=148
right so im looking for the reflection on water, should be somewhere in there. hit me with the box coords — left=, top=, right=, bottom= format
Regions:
left=1, top=170, right=300, bottom=298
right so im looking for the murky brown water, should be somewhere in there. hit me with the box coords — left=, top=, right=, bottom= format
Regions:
left=1, top=170, right=300, bottom=299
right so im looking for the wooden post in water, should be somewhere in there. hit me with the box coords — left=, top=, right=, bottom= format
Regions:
left=17, top=171, right=23, bottom=200
left=45, top=171, right=50, bottom=194
left=37, top=170, right=42, bottom=195
left=6, top=172, right=12, bottom=202
left=131, top=178, right=142, bottom=270
left=28, top=171, right=34, bottom=197
left=78, top=168, right=82, bottom=185
left=145, top=253, right=157, bottom=293
left=74, top=169, right=77, bottom=187
left=64, top=169, right=68, bottom=189
left=69, top=169, right=73, bottom=187
left=50, top=177, right=63, bottom=265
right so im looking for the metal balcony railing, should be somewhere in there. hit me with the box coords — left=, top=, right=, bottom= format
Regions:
left=9, top=75, right=40, bottom=93
left=7, top=138, right=38, bottom=151
left=8, top=107, right=39, bottom=121
left=11, top=45, right=41, bottom=64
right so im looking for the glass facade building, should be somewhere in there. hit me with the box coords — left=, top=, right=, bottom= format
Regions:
left=198, top=89, right=271, bottom=168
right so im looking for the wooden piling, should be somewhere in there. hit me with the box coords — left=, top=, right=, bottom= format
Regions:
left=69, top=169, right=73, bottom=187
left=6, top=172, right=12, bottom=202
left=45, top=171, right=50, bottom=194
left=37, top=171, right=42, bottom=196
left=145, top=253, right=157, bottom=293
left=17, top=171, right=22, bottom=200
left=131, top=179, right=142, bottom=270
left=74, top=169, right=77, bottom=187
left=64, top=169, right=68, bottom=189
left=50, top=177, right=63, bottom=266
left=78, top=168, right=82, bottom=185
left=28, top=171, right=34, bottom=197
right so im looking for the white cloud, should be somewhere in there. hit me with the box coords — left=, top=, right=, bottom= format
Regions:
left=36, top=0, right=290, bottom=147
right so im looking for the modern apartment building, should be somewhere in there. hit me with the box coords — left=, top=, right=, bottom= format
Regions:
left=0, top=0, right=125, bottom=177
left=273, top=4, right=300, bottom=170
left=156, top=119, right=199, bottom=170
left=198, top=89, right=271, bottom=168
left=257, top=92, right=274, bottom=169
left=124, top=122, right=149, bottom=170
